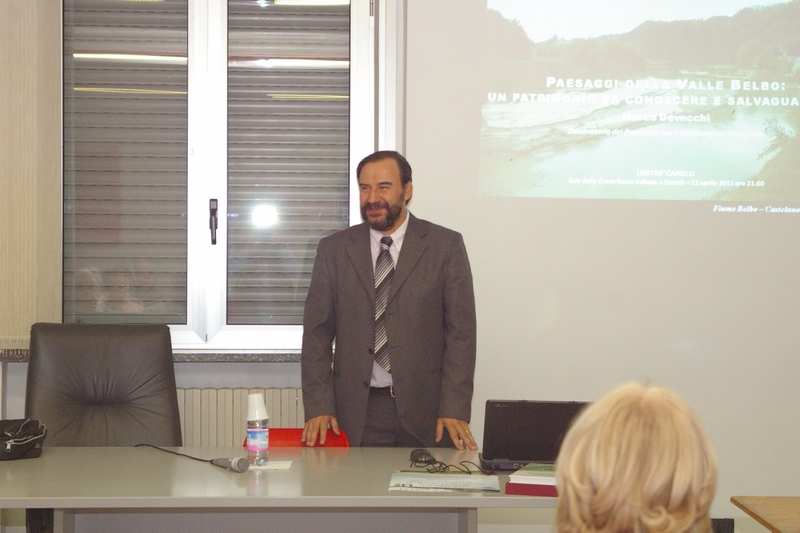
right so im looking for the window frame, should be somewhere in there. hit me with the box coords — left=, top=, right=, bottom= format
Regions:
left=172, top=0, right=397, bottom=353
left=61, top=0, right=405, bottom=355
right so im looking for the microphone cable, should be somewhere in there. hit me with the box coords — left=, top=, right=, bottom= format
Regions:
left=134, top=443, right=249, bottom=473
left=409, top=448, right=495, bottom=475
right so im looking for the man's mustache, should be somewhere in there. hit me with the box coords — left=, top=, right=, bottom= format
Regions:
left=363, top=201, right=388, bottom=210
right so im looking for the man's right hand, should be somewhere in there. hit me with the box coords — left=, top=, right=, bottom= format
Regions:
left=301, top=415, right=340, bottom=447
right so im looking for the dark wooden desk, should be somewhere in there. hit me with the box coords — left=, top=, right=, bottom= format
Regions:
left=731, top=496, right=800, bottom=533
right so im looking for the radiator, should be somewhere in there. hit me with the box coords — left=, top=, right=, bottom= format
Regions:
left=176, top=388, right=304, bottom=447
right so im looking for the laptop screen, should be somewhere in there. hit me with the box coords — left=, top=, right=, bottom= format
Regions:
left=482, top=400, right=588, bottom=465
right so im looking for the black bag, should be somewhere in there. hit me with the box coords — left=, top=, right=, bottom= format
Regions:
left=0, top=418, right=46, bottom=460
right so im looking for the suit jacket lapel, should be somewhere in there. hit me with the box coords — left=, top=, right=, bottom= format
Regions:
left=392, top=214, right=427, bottom=298
left=345, top=224, right=376, bottom=301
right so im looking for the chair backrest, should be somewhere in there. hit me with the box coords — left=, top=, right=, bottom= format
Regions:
left=25, top=322, right=182, bottom=447
left=245, top=428, right=350, bottom=448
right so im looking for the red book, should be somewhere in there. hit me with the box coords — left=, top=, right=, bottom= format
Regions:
left=505, top=481, right=558, bottom=497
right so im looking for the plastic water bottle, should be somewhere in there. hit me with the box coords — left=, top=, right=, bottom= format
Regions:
left=246, top=393, right=269, bottom=466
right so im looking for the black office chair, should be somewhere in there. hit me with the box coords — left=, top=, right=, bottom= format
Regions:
left=24, top=322, right=183, bottom=533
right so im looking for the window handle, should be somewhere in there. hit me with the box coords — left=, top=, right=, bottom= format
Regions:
left=209, top=199, right=218, bottom=245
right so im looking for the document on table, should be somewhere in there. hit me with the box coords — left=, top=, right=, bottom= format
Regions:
left=389, top=472, right=500, bottom=492
left=250, top=461, right=292, bottom=471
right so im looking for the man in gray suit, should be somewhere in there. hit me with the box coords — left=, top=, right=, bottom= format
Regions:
left=301, top=151, right=477, bottom=449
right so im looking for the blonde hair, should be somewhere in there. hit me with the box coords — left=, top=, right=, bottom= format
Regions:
left=556, top=383, right=717, bottom=533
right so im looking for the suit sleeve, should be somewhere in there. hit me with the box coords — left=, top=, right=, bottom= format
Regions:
left=300, top=239, right=338, bottom=420
left=438, top=233, right=477, bottom=421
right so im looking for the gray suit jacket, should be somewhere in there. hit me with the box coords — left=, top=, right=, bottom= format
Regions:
left=301, top=214, right=477, bottom=446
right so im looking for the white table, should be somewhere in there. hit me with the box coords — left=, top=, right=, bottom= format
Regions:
left=0, top=446, right=556, bottom=533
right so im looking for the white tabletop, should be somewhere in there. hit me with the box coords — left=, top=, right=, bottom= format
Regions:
left=0, top=446, right=557, bottom=511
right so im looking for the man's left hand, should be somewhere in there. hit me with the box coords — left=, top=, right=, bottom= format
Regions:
left=435, top=417, right=478, bottom=450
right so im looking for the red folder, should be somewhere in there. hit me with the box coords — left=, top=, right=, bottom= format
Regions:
left=505, top=481, right=558, bottom=497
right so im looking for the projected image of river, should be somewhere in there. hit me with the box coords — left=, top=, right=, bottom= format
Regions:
left=479, top=80, right=788, bottom=201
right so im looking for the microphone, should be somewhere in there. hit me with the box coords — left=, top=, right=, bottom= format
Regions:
left=210, top=457, right=249, bottom=473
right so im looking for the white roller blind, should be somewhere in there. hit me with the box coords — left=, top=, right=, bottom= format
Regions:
left=226, top=1, right=350, bottom=325
left=63, top=0, right=189, bottom=324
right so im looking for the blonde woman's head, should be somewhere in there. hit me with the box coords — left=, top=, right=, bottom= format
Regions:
left=556, top=382, right=717, bottom=533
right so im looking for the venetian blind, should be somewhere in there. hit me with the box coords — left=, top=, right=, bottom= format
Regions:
left=226, top=1, right=351, bottom=325
left=62, top=0, right=188, bottom=325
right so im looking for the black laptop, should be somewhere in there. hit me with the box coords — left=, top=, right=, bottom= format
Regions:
left=479, top=399, right=588, bottom=471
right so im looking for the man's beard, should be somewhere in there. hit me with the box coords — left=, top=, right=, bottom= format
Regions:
left=360, top=196, right=404, bottom=232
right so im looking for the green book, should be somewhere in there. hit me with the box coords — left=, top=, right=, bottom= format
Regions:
left=508, top=463, right=556, bottom=485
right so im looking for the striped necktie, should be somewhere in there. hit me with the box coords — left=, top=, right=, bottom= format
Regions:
left=373, top=236, right=394, bottom=372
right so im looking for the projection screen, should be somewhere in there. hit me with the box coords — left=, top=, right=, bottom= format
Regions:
left=405, top=0, right=800, bottom=517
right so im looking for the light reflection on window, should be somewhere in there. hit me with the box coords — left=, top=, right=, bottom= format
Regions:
left=252, top=204, right=279, bottom=228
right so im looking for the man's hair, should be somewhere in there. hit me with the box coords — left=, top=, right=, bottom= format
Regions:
left=556, top=382, right=717, bottom=533
left=356, top=150, right=413, bottom=186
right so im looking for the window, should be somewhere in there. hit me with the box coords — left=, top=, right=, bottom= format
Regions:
left=63, top=0, right=379, bottom=351
left=226, top=1, right=351, bottom=326
left=63, top=0, right=189, bottom=325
